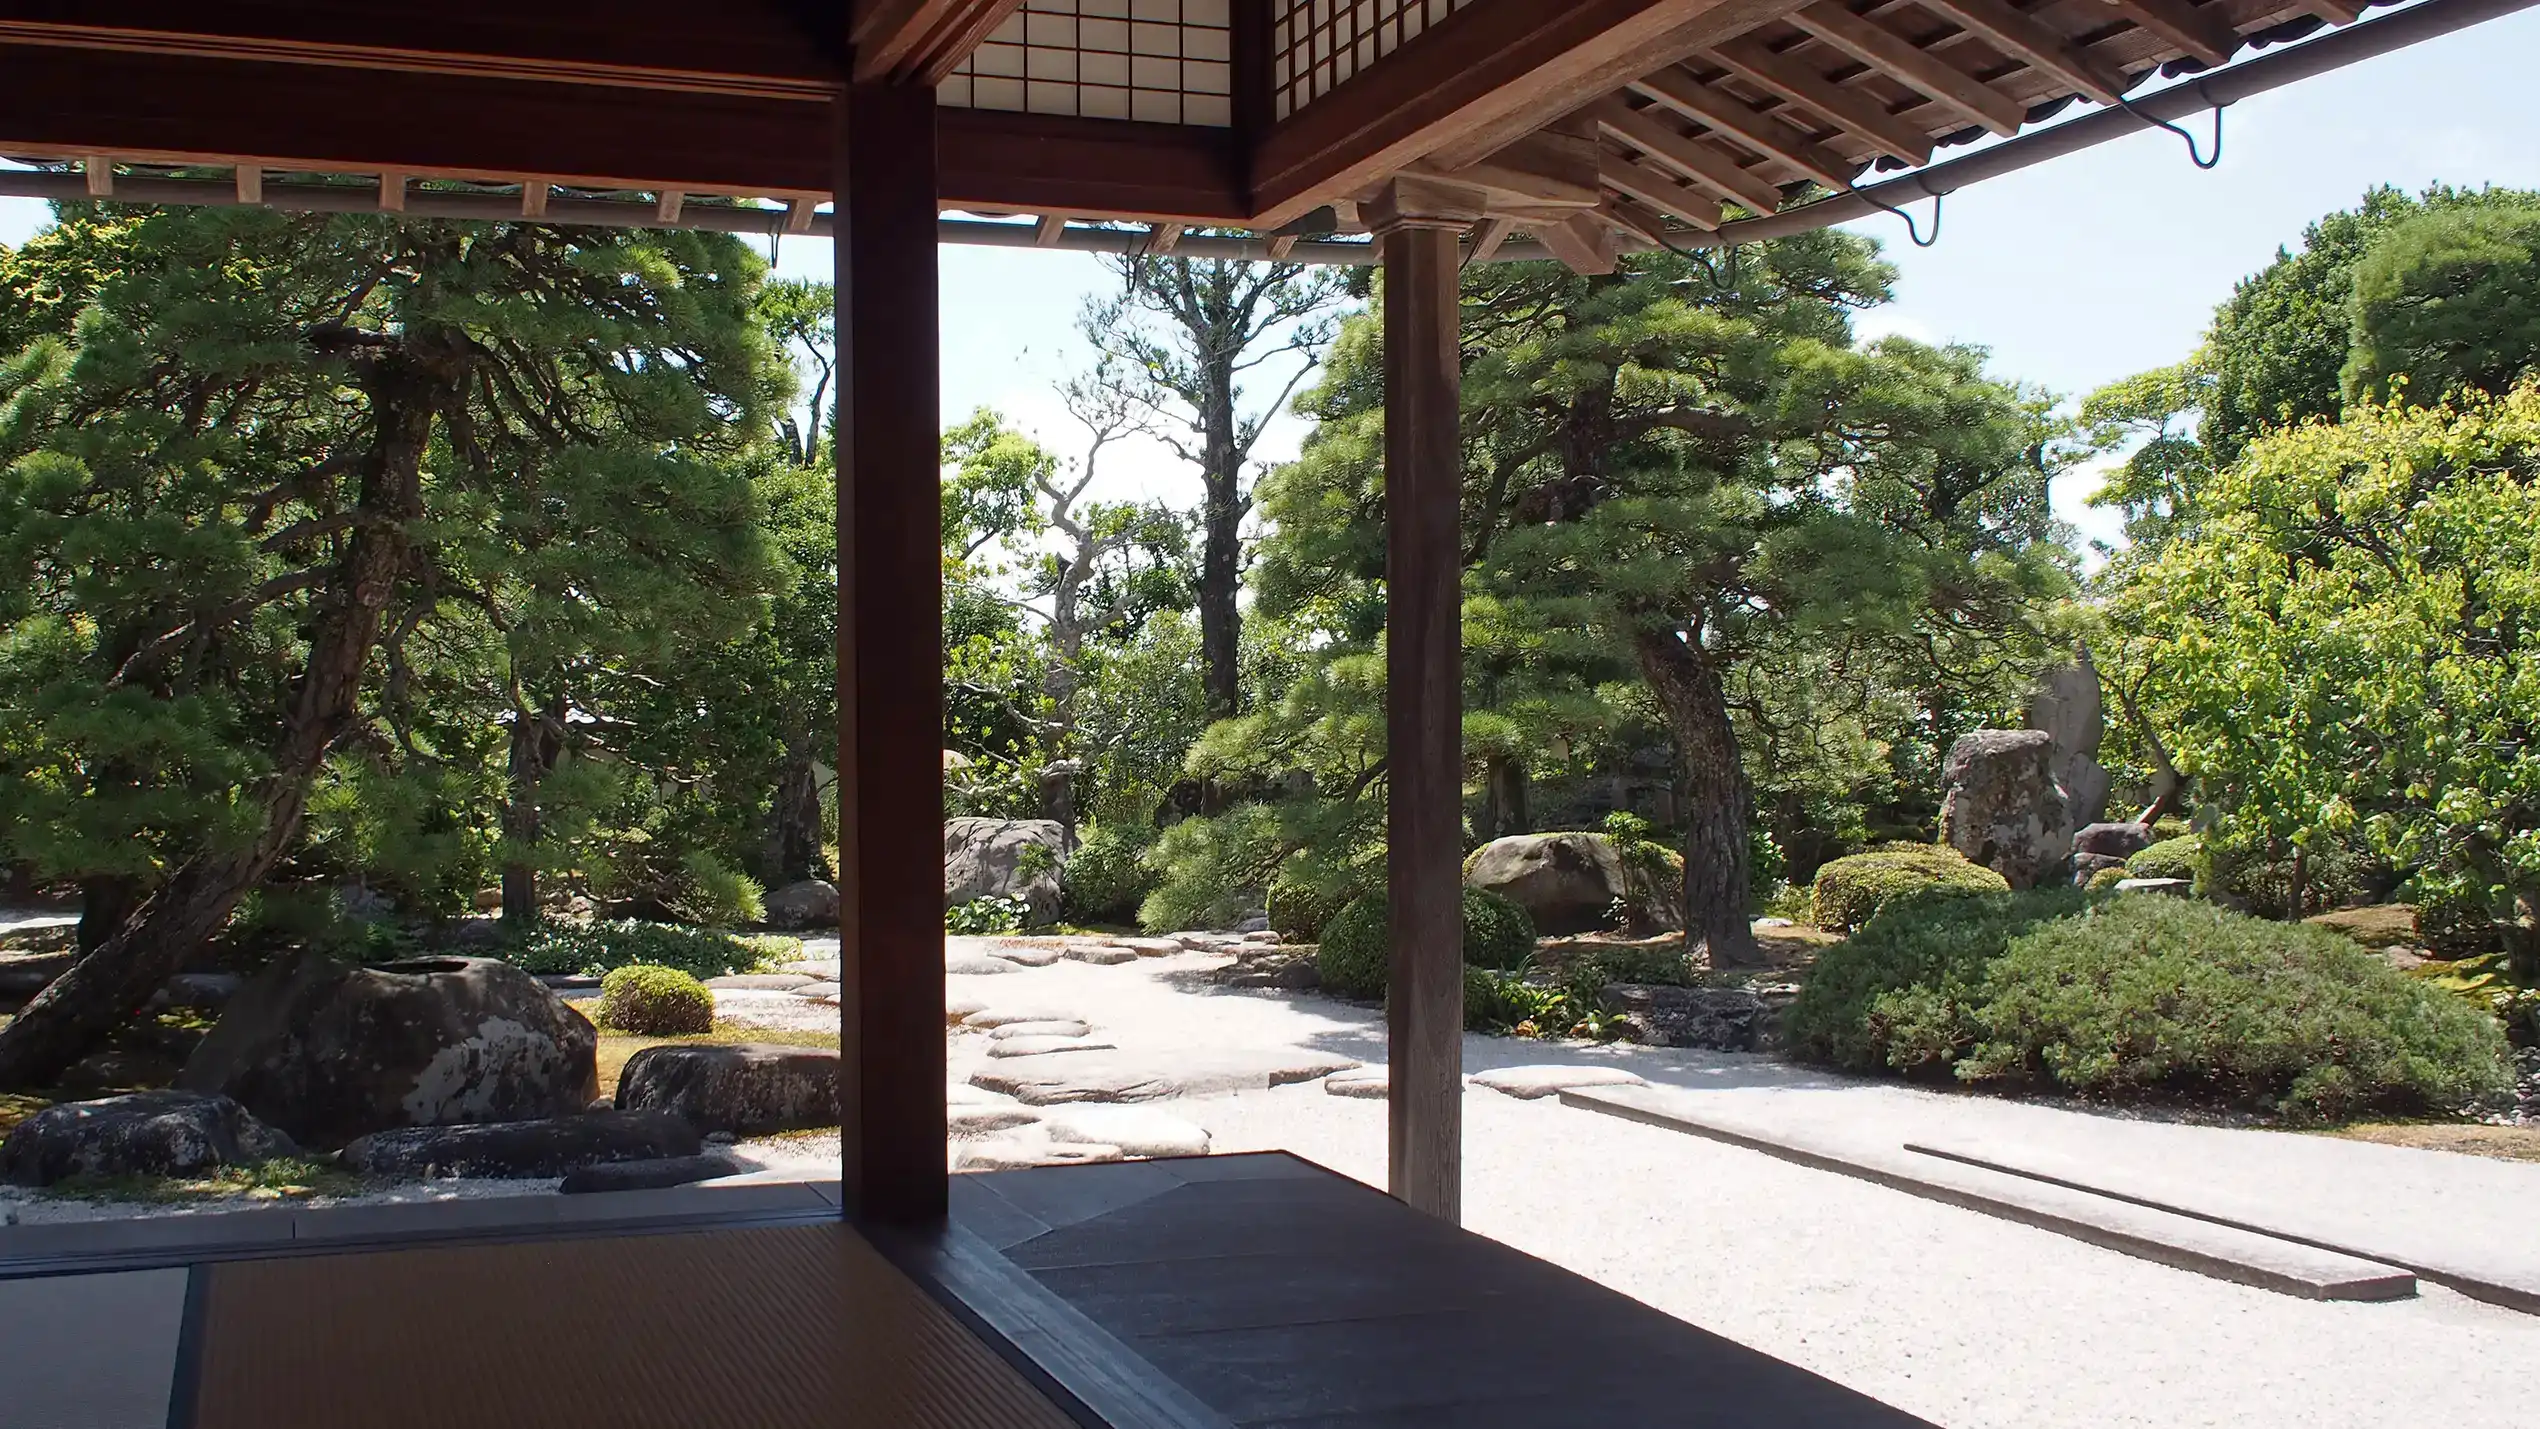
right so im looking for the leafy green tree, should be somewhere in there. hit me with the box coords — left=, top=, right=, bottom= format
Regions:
left=2118, top=382, right=2540, bottom=976
left=2343, top=202, right=2540, bottom=407
left=0, top=203, right=779, bottom=1084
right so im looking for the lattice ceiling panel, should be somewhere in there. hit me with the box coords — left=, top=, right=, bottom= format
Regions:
left=1273, top=0, right=1484, bottom=120
left=940, top=0, right=1235, bottom=126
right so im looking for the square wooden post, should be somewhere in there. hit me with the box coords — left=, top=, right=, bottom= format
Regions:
left=835, top=80, right=947, bottom=1223
left=1376, top=198, right=1467, bottom=1224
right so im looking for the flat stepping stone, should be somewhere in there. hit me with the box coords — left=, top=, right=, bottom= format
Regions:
left=1470, top=1065, right=1649, bottom=1100
left=1116, top=937, right=1189, bottom=957
left=1043, top=1105, right=1210, bottom=1158
left=1324, top=1068, right=1389, bottom=1099
left=986, top=1036, right=1118, bottom=1059
left=956, top=1138, right=1122, bottom=1172
left=947, top=995, right=988, bottom=1025
left=1063, top=944, right=1141, bottom=965
left=559, top=1154, right=737, bottom=1195
left=970, top=1048, right=1361, bottom=1105
left=790, top=981, right=841, bottom=1002
left=779, top=959, right=841, bottom=979
left=989, top=1019, right=1091, bottom=1040
left=948, top=1104, right=1042, bottom=1136
left=963, top=1005, right=1087, bottom=1029
left=972, top=938, right=1065, bottom=967
left=946, top=953, right=1018, bottom=975
left=705, top=974, right=817, bottom=991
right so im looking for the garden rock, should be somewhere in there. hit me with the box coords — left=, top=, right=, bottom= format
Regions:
left=964, top=1004, right=1088, bottom=1029
left=761, top=879, right=840, bottom=930
left=972, top=1048, right=1360, bottom=1105
left=792, top=982, right=842, bottom=1002
left=179, top=951, right=599, bottom=1148
left=1043, top=1105, right=1210, bottom=1159
left=947, top=995, right=988, bottom=1024
left=944, top=817, right=1066, bottom=925
left=950, top=1104, right=1041, bottom=1135
left=2026, top=655, right=2112, bottom=828
left=1597, top=984, right=1772, bottom=1052
left=1938, top=729, right=2073, bottom=890
left=153, top=972, right=244, bottom=1011
left=1063, top=944, right=1140, bottom=965
left=974, top=938, right=1063, bottom=967
left=340, top=1109, right=698, bottom=1178
left=559, top=1153, right=736, bottom=1194
left=0, top=1091, right=296, bottom=1188
left=946, top=953, right=1018, bottom=976
left=2072, top=853, right=2128, bottom=886
left=990, top=1019, right=1092, bottom=1040
left=1464, top=833, right=1628, bottom=935
left=1469, top=1065, right=1648, bottom=1100
left=706, top=974, right=817, bottom=991
left=780, top=958, right=842, bottom=979
left=986, top=1035, right=1117, bottom=1058
left=956, top=1136, right=1122, bottom=1171
left=1324, top=1068, right=1388, bottom=1098
left=614, top=1043, right=841, bottom=1137
left=2075, top=821, right=2154, bottom=859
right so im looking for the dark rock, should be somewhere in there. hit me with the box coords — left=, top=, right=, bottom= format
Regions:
left=339, top=1110, right=699, bottom=1179
left=1464, top=833, right=1629, bottom=936
left=2074, top=821, right=2154, bottom=859
left=559, top=1153, right=737, bottom=1195
left=614, top=1043, right=840, bottom=1137
left=0, top=1091, right=296, bottom=1187
left=57, top=1048, right=185, bottom=1096
left=761, top=879, right=840, bottom=931
left=1938, top=729, right=2073, bottom=890
left=178, top=951, right=599, bottom=1148
left=154, top=972, right=244, bottom=1011
left=0, top=950, right=72, bottom=999
left=945, top=818, right=1067, bottom=926
left=1227, top=958, right=1320, bottom=991
left=1597, top=984, right=1772, bottom=1052
left=2073, top=853, right=2128, bottom=886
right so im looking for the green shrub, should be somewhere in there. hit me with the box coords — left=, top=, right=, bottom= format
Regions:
left=2150, top=816, right=2193, bottom=841
left=1464, top=967, right=1569, bottom=1035
left=1267, top=876, right=1354, bottom=944
left=2202, top=837, right=2381, bottom=918
left=946, top=896, right=1028, bottom=936
left=2086, top=865, right=2129, bottom=891
left=1787, top=891, right=2511, bottom=1119
left=1314, top=888, right=1543, bottom=1000
left=2125, top=835, right=2201, bottom=882
left=596, top=964, right=715, bottom=1035
left=677, top=849, right=765, bottom=926
left=1060, top=823, right=1158, bottom=926
left=1810, top=846, right=2008, bottom=933
left=504, top=919, right=770, bottom=980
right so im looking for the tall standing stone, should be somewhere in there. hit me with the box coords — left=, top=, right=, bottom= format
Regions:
left=2026, top=649, right=2111, bottom=830
left=1938, top=729, right=2072, bottom=890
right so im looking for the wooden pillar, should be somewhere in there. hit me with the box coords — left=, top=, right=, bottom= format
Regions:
left=835, top=80, right=946, bottom=1223
left=1375, top=192, right=1467, bottom=1224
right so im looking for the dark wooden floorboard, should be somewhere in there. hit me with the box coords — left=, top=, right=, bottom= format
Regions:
left=960, top=1153, right=1934, bottom=1429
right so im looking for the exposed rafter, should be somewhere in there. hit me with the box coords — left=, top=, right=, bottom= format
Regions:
left=2104, top=0, right=2240, bottom=67
left=1786, top=2, right=2025, bottom=137
left=1630, top=66, right=1859, bottom=192
left=1913, top=0, right=2132, bottom=107
left=1599, top=154, right=1726, bottom=230
left=850, top=0, right=1028, bottom=85
left=1705, top=35, right=1933, bottom=166
left=1588, top=97, right=1783, bottom=215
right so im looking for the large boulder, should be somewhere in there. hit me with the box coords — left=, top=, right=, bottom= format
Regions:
left=944, top=818, right=1066, bottom=926
left=1597, top=984, right=1773, bottom=1052
left=614, top=1043, right=841, bottom=1137
left=0, top=1090, right=296, bottom=1187
left=761, top=879, right=839, bottom=930
left=2074, top=821, right=2154, bottom=859
left=2025, top=653, right=2112, bottom=829
left=1463, top=833, right=1627, bottom=936
left=178, top=952, right=600, bottom=1148
left=338, top=1109, right=699, bottom=1179
left=1937, top=729, right=2072, bottom=890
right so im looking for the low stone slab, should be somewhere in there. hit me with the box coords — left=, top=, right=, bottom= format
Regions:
left=949, top=1105, right=1041, bottom=1136
left=1598, top=985, right=1771, bottom=1052
left=946, top=953, right=1019, bottom=976
left=558, top=1154, right=736, bottom=1195
left=947, top=995, right=989, bottom=1025
left=790, top=981, right=842, bottom=1002
left=989, top=943, right=1066, bottom=968
left=956, top=1137, right=1123, bottom=1172
left=2115, top=877, right=2194, bottom=897
left=970, top=1048, right=1361, bottom=1105
left=0, top=1091, right=296, bottom=1188
left=339, top=1109, right=699, bottom=1179
left=1116, top=937, right=1188, bottom=957
left=1063, top=944, right=1141, bottom=965
left=989, top=1019, right=1092, bottom=1040
left=986, top=1036, right=1118, bottom=1059
left=1470, top=1065, right=1649, bottom=1100
left=963, top=1005, right=1087, bottom=1029
left=615, top=1043, right=840, bottom=1137
left=778, top=958, right=842, bottom=979
left=1323, top=1068, right=1388, bottom=1099
left=1043, top=1105, right=1210, bottom=1159
left=705, top=974, right=818, bottom=991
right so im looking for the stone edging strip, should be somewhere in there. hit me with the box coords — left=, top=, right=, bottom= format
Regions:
left=1557, top=1085, right=2417, bottom=1303
left=1903, top=1139, right=2540, bottom=1317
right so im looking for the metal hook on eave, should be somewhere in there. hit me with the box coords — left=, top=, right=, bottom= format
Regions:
left=1855, top=177, right=1945, bottom=249
left=2117, top=80, right=2228, bottom=171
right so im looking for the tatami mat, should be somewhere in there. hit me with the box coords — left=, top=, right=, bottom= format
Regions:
left=187, top=1223, right=1080, bottom=1429
left=0, top=1266, right=190, bottom=1429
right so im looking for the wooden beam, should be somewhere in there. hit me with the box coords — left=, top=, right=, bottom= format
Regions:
left=1914, top=0, right=2132, bottom=107
left=1631, top=67, right=1860, bottom=192
left=2104, top=0, right=2239, bottom=68
left=655, top=189, right=685, bottom=222
left=520, top=179, right=549, bottom=217
left=1590, top=97, right=1781, bottom=214
left=785, top=195, right=818, bottom=232
left=1705, top=36, right=1932, bottom=167
left=1146, top=221, right=1186, bottom=254
left=1788, top=2, right=2024, bottom=137
left=0, top=44, right=1249, bottom=225
left=1599, top=154, right=1725, bottom=231
left=81, top=154, right=112, bottom=196
left=1533, top=214, right=1621, bottom=274
left=1598, top=195, right=1681, bottom=248
left=2303, top=0, right=2365, bottom=22
left=850, top=1, right=1026, bottom=85
left=1467, top=216, right=1519, bottom=264
left=378, top=170, right=405, bottom=211
left=1252, top=0, right=1778, bottom=228
left=1265, top=232, right=1299, bottom=259
left=836, top=79, right=947, bottom=1224
left=1377, top=199, right=1466, bottom=1224
left=233, top=164, right=262, bottom=204
left=1033, top=213, right=1067, bottom=245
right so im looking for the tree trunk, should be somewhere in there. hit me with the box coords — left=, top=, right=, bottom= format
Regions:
left=2512, top=888, right=2540, bottom=985
left=763, top=730, right=828, bottom=886
left=1198, top=381, right=1244, bottom=721
left=1482, top=755, right=1529, bottom=840
left=500, top=693, right=564, bottom=930
left=75, top=875, right=141, bottom=956
left=0, top=341, right=450, bottom=1090
left=1632, top=627, right=1760, bottom=968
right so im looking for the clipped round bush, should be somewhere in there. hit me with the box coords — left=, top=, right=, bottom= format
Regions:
left=1060, top=823, right=1158, bottom=926
left=1314, top=888, right=1543, bottom=1000
left=1810, top=846, right=2008, bottom=933
left=2124, top=835, right=2201, bottom=883
left=596, top=964, right=715, bottom=1035
left=2086, top=865, right=2130, bottom=892
left=1268, top=877, right=1355, bottom=944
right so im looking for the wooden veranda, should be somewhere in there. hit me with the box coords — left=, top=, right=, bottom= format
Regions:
left=0, top=2, right=2529, bottom=1424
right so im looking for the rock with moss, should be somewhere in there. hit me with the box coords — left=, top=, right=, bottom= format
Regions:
left=339, top=1109, right=700, bottom=1179
left=0, top=1090, right=297, bottom=1188
left=1937, top=729, right=2073, bottom=889
left=1463, top=833, right=1628, bottom=935
left=1315, top=888, right=1541, bottom=1000
left=945, top=818, right=1067, bottom=927
left=1810, top=847, right=2010, bottom=933
left=596, top=965, right=715, bottom=1036
left=615, top=1042, right=840, bottom=1136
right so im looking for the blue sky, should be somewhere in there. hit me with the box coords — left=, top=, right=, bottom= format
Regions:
left=6, top=5, right=2536, bottom=552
